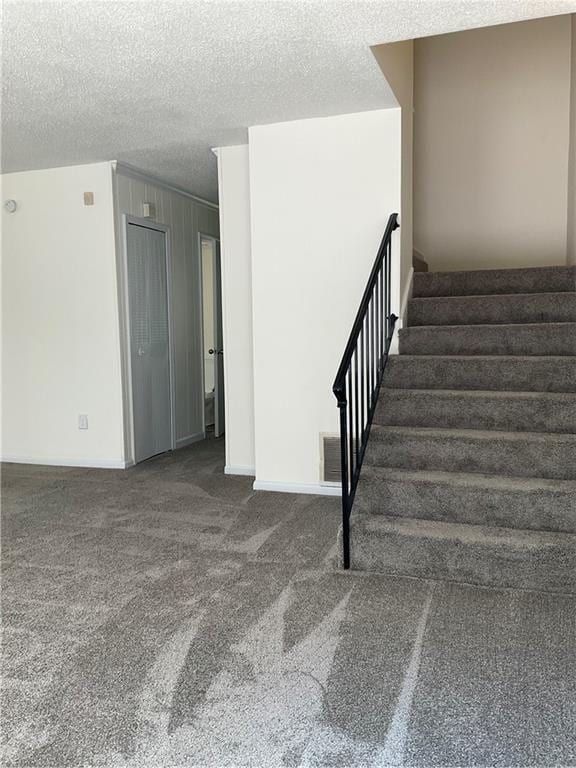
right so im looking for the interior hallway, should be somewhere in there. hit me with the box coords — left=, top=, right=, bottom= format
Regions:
left=2, top=439, right=575, bottom=767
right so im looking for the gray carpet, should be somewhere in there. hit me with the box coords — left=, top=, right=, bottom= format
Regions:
left=2, top=439, right=576, bottom=767
left=352, top=266, right=576, bottom=591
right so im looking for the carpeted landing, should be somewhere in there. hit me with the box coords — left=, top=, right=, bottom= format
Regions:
left=2, top=439, right=575, bottom=767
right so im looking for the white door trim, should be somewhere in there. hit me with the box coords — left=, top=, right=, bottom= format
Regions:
left=121, top=215, right=176, bottom=463
left=198, top=233, right=222, bottom=437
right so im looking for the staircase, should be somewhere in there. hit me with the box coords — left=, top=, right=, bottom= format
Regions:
left=349, top=265, right=576, bottom=594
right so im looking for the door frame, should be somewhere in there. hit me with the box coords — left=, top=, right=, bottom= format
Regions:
left=121, top=215, right=176, bottom=463
left=198, top=232, right=222, bottom=436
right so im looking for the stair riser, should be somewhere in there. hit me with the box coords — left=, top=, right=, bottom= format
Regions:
left=398, top=324, right=576, bottom=356
left=365, top=430, right=576, bottom=481
left=384, top=356, right=576, bottom=393
left=348, top=522, right=576, bottom=594
left=375, top=392, right=576, bottom=433
left=413, top=266, right=576, bottom=298
left=408, top=293, right=576, bottom=327
left=355, top=474, right=576, bottom=533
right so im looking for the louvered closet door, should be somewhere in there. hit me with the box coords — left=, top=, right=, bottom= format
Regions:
left=127, top=223, right=172, bottom=463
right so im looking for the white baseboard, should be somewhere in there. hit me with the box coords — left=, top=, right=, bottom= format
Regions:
left=175, top=432, right=205, bottom=449
left=253, top=480, right=341, bottom=497
left=225, top=465, right=256, bottom=477
left=1, top=455, right=129, bottom=469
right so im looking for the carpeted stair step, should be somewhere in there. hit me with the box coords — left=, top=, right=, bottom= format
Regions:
left=365, top=425, right=576, bottom=481
left=354, top=466, right=576, bottom=533
left=398, top=322, right=576, bottom=356
left=375, top=389, right=576, bottom=433
left=407, top=292, right=576, bottom=327
left=413, top=265, right=576, bottom=298
left=384, top=355, right=576, bottom=393
left=347, top=515, right=576, bottom=594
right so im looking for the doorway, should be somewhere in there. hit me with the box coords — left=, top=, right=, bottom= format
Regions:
left=125, top=220, right=174, bottom=463
left=201, top=235, right=224, bottom=438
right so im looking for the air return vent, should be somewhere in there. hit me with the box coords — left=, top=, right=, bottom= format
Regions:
left=321, top=434, right=341, bottom=484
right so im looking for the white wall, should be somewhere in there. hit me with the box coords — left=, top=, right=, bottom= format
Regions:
left=215, top=145, right=256, bottom=476
left=373, top=40, right=414, bottom=307
left=568, top=14, right=576, bottom=266
left=414, top=15, right=572, bottom=271
left=113, top=166, right=219, bottom=461
left=1, top=162, right=125, bottom=466
left=249, top=110, right=401, bottom=492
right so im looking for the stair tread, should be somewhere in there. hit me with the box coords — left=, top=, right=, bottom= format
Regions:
left=410, top=291, right=576, bottom=302
left=413, top=266, right=576, bottom=299
left=398, top=324, right=576, bottom=356
left=375, top=388, right=576, bottom=434
left=381, top=387, right=576, bottom=400
left=384, top=354, right=576, bottom=392
left=419, top=265, right=573, bottom=276
left=391, top=354, right=576, bottom=361
left=407, top=292, right=576, bottom=327
left=399, top=321, right=576, bottom=331
left=353, top=513, right=576, bottom=549
left=348, top=514, right=576, bottom=593
left=370, top=424, right=576, bottom=443
left=360, top=465, right=576, bottom=493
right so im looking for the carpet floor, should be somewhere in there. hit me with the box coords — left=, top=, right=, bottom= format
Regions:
left=2, top=438, right=575, bottom=767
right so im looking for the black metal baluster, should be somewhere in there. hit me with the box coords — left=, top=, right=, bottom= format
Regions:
left=376, top=269, right=383, bottom=376
left=386, top=242, right=392, bottom=340
left=360, top=323, right=365, bottom=444
left=373, top=292, right=377, bottom=395
left=354, top=348, right=360, bottom=470
left=369, top=295, right=373, bottom=400
left=339, top=386, right=350, bottom=569
left=347, top=369, right=354, bottom=489
left=379, top=265, right=384, bottom=374
left=375, top=282, right=379, bottom=384
left=366, top=317, right=370, bottom=436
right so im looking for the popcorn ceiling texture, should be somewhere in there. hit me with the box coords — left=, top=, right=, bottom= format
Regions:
left=2, top=0, right=576, bottom=200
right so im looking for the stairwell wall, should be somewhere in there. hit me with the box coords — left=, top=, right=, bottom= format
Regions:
left=248, top=109, right=401, bottom=492
left=568, top=14, right=576, bottom=265
left=414, top=15, right=573, bottom=271
left=372, top=40, right=414, bottom=317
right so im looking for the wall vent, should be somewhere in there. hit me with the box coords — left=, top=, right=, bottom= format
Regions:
left=321, top=434, right=341, bottom=484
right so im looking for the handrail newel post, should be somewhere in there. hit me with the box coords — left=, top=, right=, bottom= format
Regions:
left=337, top=395, right=351, bottom=569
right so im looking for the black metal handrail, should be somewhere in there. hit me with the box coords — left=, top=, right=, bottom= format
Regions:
left=332, top=213, right=399, bottom=569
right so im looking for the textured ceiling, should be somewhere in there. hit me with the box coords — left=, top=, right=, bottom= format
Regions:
left=3, top=0, right=576, bottom=201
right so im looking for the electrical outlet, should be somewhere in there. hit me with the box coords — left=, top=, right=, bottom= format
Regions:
left=78, top=414, right=89, bottom=430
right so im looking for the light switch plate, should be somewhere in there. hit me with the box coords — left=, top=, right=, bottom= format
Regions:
left=78, top=414, right=89, bottom=430
left=142, top=202, right=155, bottom=218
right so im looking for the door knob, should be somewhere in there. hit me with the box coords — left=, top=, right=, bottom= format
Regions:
left=138, top=347, right=146, bottom=356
